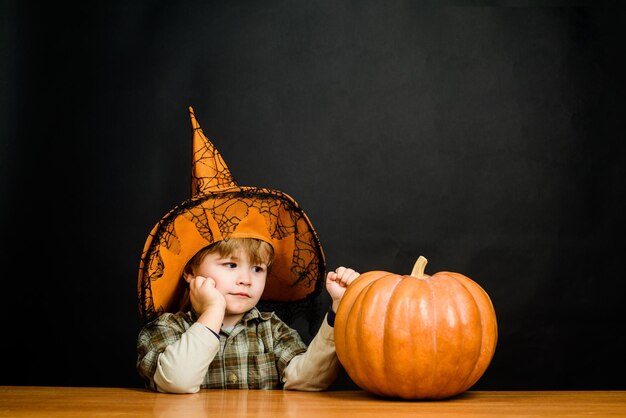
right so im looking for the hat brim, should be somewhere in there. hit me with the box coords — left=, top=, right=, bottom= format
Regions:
left=138, top=186, right=325, bottom=323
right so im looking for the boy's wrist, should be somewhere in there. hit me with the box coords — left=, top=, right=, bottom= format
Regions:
left=326, top=306, right=336, bottom=327
left=196, top=306, right=225, bottom=334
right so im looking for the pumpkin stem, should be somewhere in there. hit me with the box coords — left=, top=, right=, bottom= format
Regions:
left=410, top=256, right=428, bottom=279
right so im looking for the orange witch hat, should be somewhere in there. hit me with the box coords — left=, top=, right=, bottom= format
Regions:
left=137, top=107, right=326, bottom=323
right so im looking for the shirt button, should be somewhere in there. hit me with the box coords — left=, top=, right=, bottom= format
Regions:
left=229, top=373, right=238, bottom=384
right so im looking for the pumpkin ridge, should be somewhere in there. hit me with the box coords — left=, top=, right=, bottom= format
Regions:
left=433, top=275, right=481, bottom=398
left=352, top=278, right=386, bottom=394
left=346, top=281, right=369, bottom=389
left=449, top=273, right=497, bottom=391
left=361, top=275, right=398, bottom=396
left=450, top=275, right=485, bottom=395
left=382, top=275, right=407, bottom=397
left=428, top=278, right=439, bottom=395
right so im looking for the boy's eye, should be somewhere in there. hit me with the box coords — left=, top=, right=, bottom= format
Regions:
left=224, top=262, right=237, bottom=268
left=252, top=266, right=266, bottom=273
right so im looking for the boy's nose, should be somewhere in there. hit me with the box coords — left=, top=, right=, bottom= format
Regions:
left=237, top=270, right=252, bottom=285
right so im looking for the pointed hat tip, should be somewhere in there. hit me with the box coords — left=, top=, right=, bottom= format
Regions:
left=189, top=106, right=200, bottom=129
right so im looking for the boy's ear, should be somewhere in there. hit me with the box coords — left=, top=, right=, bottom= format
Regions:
left=183, top=271, right=194, bottom=284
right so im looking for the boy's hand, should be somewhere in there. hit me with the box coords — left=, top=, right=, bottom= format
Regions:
left=189, top=276, right=226, bottom=332
left=189, top=276, right=226, bottom=312
left=326, top=267, right=360, bottom=312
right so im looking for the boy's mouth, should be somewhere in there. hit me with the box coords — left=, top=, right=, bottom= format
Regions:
left=231, top=292, right=251, bottom=298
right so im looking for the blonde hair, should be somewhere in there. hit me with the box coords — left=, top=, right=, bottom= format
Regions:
left=184, top=238, right=274, bottom=275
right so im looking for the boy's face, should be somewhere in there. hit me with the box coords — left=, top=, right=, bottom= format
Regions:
left=192, top=249, right=268, bottom=317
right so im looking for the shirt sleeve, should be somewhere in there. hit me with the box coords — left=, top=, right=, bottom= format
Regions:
left=136, top=314, right=220, bottom=393
left=154, top=323, right=220, bottom=393
left=282, top=313, right=340, bottom=391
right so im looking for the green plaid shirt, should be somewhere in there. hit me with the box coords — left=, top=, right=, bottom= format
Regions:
left=136, top=307, right=307, bottom=390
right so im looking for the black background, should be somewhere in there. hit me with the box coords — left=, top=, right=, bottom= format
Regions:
left=1, top=0, right=625, bottom=390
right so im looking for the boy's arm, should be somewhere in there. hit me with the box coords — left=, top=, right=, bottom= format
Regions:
left=282, top=312, right=340, bottom=391
left=281, top=266, right=360, bottom=391
left=145, top=275, right=225, bottom=393
left=153, top=323, right=219, bottom=393
left=138, top=317, right=220, bottom=394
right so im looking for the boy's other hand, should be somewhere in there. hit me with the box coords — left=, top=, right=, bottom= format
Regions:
left=326, top=267, right=360, bottom=312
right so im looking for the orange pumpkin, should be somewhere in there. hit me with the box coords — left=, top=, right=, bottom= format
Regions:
left=334, top=256, right=497, bottom=400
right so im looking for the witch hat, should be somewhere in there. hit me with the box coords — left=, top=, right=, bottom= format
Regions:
left=137, top=107, right=326, bottom=323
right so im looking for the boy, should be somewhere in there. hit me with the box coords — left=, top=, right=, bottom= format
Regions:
left=136, top=107, right=359, bottom=393
left=137, top=237, right=359, bottom=392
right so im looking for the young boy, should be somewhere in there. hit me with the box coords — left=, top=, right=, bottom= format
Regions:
left=137, top=237, right=359, bottom=392
left=136, top=107, right=359, bottom=393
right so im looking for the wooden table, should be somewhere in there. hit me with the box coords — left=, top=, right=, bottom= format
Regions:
left=1, top=386, right=625, bottom=417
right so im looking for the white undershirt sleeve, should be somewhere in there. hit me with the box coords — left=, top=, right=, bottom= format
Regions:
left=153, top=322, right=220, bottom=393
left=282, top=314, right=340, bottom=391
